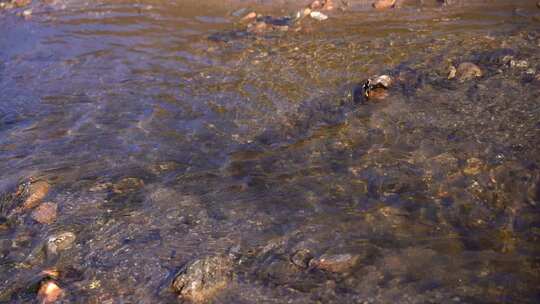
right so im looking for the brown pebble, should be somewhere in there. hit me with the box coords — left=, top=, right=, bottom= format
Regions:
left=373, top=0, right=396, bottom=9
left=290, top=249, right=313, bottom=269
left=323, top=0, right=334, bottom=10
left=22, top=181, right=50, bottom=210
left=41, top=269, right=60, bottom=279
left=456, top=62, right=483, bottom=81
left=247, top=21, right=268, bottom=34
left=368, top=88, right=389, bottom=101
left=463, top=157, right=483, bottom=176
left=38, top=281, right=63, bottom=304
left=240, top=11, right=257, bottom=22
left=310, top=253, right=360, bottom=273
left=13, top=0, right=31, bottom=7
left=112, top=177, right=144, bottom=194
left=310, top=0, right=322, bottom=10
left=31, top=202, right=58, bottom=224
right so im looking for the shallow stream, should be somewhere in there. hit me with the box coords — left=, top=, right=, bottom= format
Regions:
left=1, top=0, right=539, bottom=303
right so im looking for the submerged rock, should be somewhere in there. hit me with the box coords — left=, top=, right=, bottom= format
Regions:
left=0, top=216, right=8, bottom=231
left=240, top=11, right=257, bottom=22
left=37, top=281, right=63, bottom=304
left=22, top=180, right=50, bottom=210
left=510, top=59, right=529, bottom=69
left=12, top=0, right=31, bottom=8
left=112, top=177, right=144, bottom=194
left=447, top=65, right=457, bottom=79
left=172, top=255, right=233, bottom=302
left=309, top=253, right=360, bottom=273
left=353, top=74, right=393, bottom=103
left=31, top=202, right=57, bottom=224
left=373, top=0, right=396, bottom=10
left=310, top=11, right=328, bottom=21
left=463, top=157, right=484, bottom=176
left=455, top=62, right=483, bottom=81
left=290, top=249, right=313, bottom=269
left=46, top=232, right=76, bottom=256
left=372, top=75, right=393, bottom=88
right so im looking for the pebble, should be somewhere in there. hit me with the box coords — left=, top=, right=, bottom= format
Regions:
left=373, top=0, right=396, bottom=9
left=447, top=65, right=457, bottom=79
left=455, top=62, right=483, bottom=81
left=38, top=281, right=63, bottom=304
left=172, top=255, right=233, bottom=302
left=0, top=216, right=8, bottom=231
left=22, top=180, right=50, bottom=210
left=510, top=59, right=529, bottom=69
left=372, top=74, right=393, bottom=88
left=46, top=232, right=76, bottom=256
left=290, top=249, right=313, bottom=269
left=309, top=253, right=360, bottom=273
left=322, top=0, right=334, bottom=10
left=240, top=11, right=257, bottom=22
left=463, top=157, right=483, bottom=176
left=31, top=202, right=58, bottom=224
left=310, top=0, right=322, bottom=10
left=13, top=0, right=31, bottom=7
left=22, top=9, right=32, bottom=18
left=310, top=11, right=328, bottom=21
left=247, top=21, right=268, bottom=33
left=112, top=177, right=144, bottom=194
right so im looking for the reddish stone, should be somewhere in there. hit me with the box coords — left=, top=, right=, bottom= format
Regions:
left=31, top=202, right=58, bottom=224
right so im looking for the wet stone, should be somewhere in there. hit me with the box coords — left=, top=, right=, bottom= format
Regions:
left=447, top=65, right=457, bottom=79
left=510, top=59, right=529, bottom=69
left=172, top=255, right=233, bottom=302
left=309, top=253, right=360, bottom=273
left=22, top=180, right=50, bottom=210
left=373, top=0, right=396, bottom=10
left=46, top=232, right=76, bottom=256
left=455, top=62, right=483, bottom=81
left=290, top=249, right=313, bottom=269
left=12, top=0, right=31, bottom=8
left=310, top=11, right=328, bottom=21
left=0, top=216, right=8, bottom=231
left=240, top=11, right=257, bottom=22
left=112, top=177, right=144, bottom=194
left=31, top=202, right=57, bottom=224
left=89, top=181, right=112, bottom=192
left=38, top=281, right=63, bottom=304
left=463, top=157, right=484, bottom=176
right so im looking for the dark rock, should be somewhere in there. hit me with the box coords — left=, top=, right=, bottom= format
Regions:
left=290, top=249, right=313, bottom=269
left=172, top=255, right=233, bottom=302
left=0, top=216, right=8, bottom=231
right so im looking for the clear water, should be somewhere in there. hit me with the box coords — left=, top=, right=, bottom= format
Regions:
left=0, top=0, right=539, bottom=303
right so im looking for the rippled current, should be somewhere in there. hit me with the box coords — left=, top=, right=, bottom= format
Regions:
left=1, top=0, right=539, bottom=303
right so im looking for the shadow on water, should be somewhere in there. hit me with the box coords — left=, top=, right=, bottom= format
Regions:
left=0, top=0, right=539, bottom=303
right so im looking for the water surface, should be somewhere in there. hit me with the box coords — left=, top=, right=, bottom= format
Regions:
left=1, top=0, right=539, bottom=303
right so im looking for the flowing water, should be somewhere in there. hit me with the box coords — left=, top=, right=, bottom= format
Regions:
left=1, top=0, right=540, bottom=303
